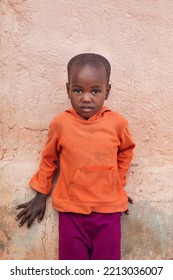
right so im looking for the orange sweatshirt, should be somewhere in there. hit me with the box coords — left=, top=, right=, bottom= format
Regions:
left=30, top=106, right=135, bottom=214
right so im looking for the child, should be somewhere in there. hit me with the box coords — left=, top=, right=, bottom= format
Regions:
left=16, top=53, right=135, bottom=260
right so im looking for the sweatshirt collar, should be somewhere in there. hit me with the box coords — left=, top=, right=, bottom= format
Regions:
left=65, top=106, right=111, bottom=121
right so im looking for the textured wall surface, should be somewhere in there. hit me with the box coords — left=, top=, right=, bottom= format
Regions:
left=0, top=0, right=173, bottom=259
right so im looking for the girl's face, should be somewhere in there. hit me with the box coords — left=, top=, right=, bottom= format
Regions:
left=66, top=65, right=111, bottom=119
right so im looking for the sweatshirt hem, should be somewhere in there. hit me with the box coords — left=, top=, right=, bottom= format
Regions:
left=52, top=199, right=128, bottom=214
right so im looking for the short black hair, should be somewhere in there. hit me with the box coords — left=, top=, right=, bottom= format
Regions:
left=67, top=53, right=111, bottom=83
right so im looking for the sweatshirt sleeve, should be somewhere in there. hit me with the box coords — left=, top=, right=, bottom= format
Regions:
left=117, top=121, right=135, bottom=187
left=29, top=121, right=59, bottom=195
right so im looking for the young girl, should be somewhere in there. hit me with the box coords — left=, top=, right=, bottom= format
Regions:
left=16, top=53, right=135, bottom=259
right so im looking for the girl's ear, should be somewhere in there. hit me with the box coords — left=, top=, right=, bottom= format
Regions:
left=66, top=82, right=70, bottom=98
left=105, top=84, right=111, bottom=100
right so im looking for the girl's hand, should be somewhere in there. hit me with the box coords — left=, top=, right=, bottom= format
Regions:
left=124, top=196, right=133, bottom=215
left=15, top=192, right=48, bottom=228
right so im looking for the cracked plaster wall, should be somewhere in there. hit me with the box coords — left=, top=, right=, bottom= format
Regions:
left=0, top=0, right=173, bottom=259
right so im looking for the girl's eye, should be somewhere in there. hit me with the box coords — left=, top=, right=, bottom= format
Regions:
left=92, top=89, right=100, bottom=95
left=74, top=89, right=82, bottom=94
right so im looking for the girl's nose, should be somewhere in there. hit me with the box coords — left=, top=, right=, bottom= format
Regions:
left=81, top=92, right=92, bottom=102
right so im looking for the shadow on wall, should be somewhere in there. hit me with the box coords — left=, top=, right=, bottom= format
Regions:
left=122, top=201, right=173, bottom=260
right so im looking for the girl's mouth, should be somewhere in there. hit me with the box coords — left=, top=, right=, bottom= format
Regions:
left=81, top=106, right=94, bottom=112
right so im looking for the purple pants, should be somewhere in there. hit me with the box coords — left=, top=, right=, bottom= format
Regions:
left=59, top=212, right=121, bottom=260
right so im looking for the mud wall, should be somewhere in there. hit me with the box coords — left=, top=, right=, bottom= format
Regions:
left=1, top=0, right=173, bottom=259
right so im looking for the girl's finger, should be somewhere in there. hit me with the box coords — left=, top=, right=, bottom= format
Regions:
left=16, top=202, right=28, bottom=209
left=15, top=208, right=28, bottom=220
left=18, top=212, right=32, bottom=227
